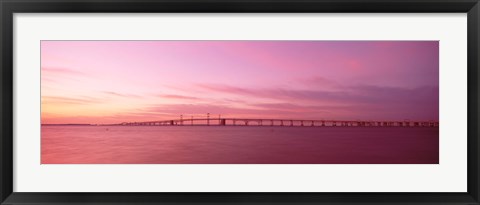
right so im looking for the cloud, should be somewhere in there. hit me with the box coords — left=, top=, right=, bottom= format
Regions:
left=158, top=94, right=199, bottom=100
left=42, top=96, right=102, bottom=105
left=144, top=104, right=254, bottom=116
left=42, top=84, right=438, bottom=123
left=197, top=84, right=255, bottom=96
left=250, top=103, right=342, bottom=112
left=197, top=83, right=437, bottom=104
left=196, top=83, right=352, bottom=104
left=103, top=91, right=141, bottom=98
left=42, top=67, right=88, bottom=76
left=194, top=83, right=438, bottom=120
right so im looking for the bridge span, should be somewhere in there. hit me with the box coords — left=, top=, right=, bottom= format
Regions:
left=117, top=118, right=439, bottom=127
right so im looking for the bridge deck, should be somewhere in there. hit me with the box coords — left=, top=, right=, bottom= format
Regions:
left=116, top=118, right=439, bottom=127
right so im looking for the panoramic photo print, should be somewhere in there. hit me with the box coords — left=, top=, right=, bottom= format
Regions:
left=41, top=41, right=439, bottom=164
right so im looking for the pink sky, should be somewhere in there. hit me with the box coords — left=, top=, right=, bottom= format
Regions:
left=41, top=41, right=439, bottom=124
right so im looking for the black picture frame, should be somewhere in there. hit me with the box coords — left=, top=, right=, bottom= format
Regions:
left=1, top=0, right=479, bottom=204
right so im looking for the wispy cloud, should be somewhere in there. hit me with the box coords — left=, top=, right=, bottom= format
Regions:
left=192, top=83, right=438, bottom=120
left=197, top=83, right=437, bottom=105
left=158, top=94, right=199, bottom=100
left=42, top=96, right=102, bottom=104
left=103, top=91, right=141, bottom=98
left=42, top=67, right=88, bottom=76
left=197, top=84, right=254, bottom=96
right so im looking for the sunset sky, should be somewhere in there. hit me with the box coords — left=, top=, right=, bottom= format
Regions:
left=41, top=41, right=439, bottom=124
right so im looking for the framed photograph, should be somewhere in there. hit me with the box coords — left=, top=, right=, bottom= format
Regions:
left=1, top=0, right=479, bottom=204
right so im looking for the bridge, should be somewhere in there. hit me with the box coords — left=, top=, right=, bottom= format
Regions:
left=117, top=117, right=439, bottom=127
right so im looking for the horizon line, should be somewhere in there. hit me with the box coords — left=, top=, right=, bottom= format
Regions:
left=41, top=117, right=440, bottom=126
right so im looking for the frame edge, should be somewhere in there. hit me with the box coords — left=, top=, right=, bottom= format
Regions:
left=468, top=1, right=480, bottom=203
left=0, top=0, right=14, bottom=204
left=1, top=0, right=480, bottom=204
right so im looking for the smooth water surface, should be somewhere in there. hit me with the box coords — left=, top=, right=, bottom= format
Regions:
left=41, top=126, right=439, bottom=164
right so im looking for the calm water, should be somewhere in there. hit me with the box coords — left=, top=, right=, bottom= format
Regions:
left=41, top=126, right=439, bottom=164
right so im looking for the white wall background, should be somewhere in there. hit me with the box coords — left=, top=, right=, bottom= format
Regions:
left=13, top=13, right=467, bottom=192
